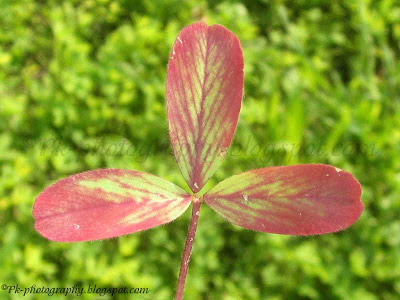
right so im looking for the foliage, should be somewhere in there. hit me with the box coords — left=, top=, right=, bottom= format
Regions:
left=1, top=0, right=399, bottom=299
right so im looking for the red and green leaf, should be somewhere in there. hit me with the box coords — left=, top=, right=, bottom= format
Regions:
left=33, top=169, right=191, bottom=242
left=166, top=22, right=244, bottom=193
left=204, top=164, right=363, bottom=235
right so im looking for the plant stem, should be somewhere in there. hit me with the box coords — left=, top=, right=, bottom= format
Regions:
left=175, top=196, right=202, bottom=300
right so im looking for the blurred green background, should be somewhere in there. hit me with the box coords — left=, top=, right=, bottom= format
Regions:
left=1, top=0, right=400, bottom=299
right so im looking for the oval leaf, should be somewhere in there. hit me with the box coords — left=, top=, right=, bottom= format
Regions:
left=166, top=22, right=244, bottom=193
left=33, top=169, right=191, bottom=242
left=204, top=164, right=363, bottom=235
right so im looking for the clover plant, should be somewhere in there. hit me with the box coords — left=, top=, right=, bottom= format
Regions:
left=33, top=22, right=364, bottom=300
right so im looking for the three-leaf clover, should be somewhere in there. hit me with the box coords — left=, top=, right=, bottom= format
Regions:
left=33, top=22, right=363, bottom=300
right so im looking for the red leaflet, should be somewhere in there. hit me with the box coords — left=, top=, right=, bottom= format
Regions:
left=33, top=169, right=191, bottom=242
left=204, top=164, right=363, bottom=235
left=166, top=22, right=244, bottom=193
